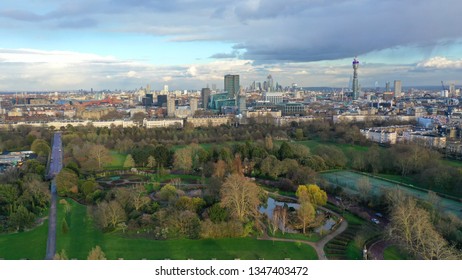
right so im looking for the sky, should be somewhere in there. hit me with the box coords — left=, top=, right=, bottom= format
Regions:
left=1, top=0, right=462, bottom=91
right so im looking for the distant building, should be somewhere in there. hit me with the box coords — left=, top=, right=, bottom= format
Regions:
left=238, top=95, right=246, bottom=114
left=361, top=128, right=398, bottom=144
left=352, top=58, right=360, bottom=100
left=186, top=116, right=231, bottom=127
left=403, top=130, right=446, bottom=149
left=264, top=92, right=284, bottom=104
left=157, top=95, right=167, bottom=107
left=143, top=118, right=183, bottom=128
left=394, top=80, right=402, bottom=97
left=201, top=88, right=211, bottom=109
left=224, top=74, right=239, bottom=99
left=190, top=98, right=198, bottom=114
left=167, top=95, right=176, bottom=117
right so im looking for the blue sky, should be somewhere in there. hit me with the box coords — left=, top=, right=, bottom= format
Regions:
left=1, top=0, right=462, bottom=90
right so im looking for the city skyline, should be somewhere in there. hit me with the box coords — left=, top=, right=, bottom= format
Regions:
left=1, top=0, right=462, bottom=90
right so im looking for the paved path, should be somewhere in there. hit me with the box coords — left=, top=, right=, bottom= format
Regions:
left=368, top=240, right=391, bottom=260
left=45, top=133, right=63, bottom=260
left=259, top=191, right=349, bottom=260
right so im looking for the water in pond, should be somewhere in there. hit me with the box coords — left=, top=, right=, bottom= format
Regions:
left=259, top=197, right=299, bottom=219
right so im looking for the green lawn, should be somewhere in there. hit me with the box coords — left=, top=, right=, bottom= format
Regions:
left=269, top=231, right=321, bottom=243
left=378, top=173, right=418, bottom=186
left=104, top=151, right=126, bottom=169
left=441, top=159, right=462, bottom=169
left=57, top=199, right=318, bottom=260
left=383, top=245, right=410, bottom=260
left=0, top=220, right=48, bottom=260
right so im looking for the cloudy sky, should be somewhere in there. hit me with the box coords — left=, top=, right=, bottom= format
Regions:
left=1, top=0, right=462, bottom=91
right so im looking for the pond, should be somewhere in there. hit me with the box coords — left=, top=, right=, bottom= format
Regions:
left=259, top=197, right=299, bottom=219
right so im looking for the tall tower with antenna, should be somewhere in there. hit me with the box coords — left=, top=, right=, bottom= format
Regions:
left=352, top=57, right=360, bottom=100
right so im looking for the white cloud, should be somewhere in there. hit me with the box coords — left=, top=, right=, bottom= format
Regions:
left=417, top=56, right=462, bottom=69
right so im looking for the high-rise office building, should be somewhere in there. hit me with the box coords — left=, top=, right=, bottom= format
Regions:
left=143, top=93, right=153, bottom=107
left=157, top=95, right=167, bottom=107
left=167, top=95, right=176, bottom=117
left=224, top=74, right=239, bottom=99
left=385, top=81, right=390, bottom=92
left=394, top=80, right=402, bottom=97
left=201, top=88, right=211, bottom=109
left=352, top=57, right=360, bottom=100
left=238, top=95, right=246, bottom=114
left=190, top=98, right=198, bottom=114
left=267, top=75, right=274, bottom=92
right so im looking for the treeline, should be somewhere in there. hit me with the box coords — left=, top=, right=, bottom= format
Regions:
left=0, top=160, right=49, bottom=232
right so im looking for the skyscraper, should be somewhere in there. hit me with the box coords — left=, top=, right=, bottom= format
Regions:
left=352, top=57, right=360, bottom=100
left=190, top=98, right=198, bottom=114
left=201, top=87, right=211, bottom=109
left=167, top=95, right=176, bottom=117
left=238, top=94, right=246, bottom=114
left=385, top=81, right=390, bottom=92
left=394, top=80, right=402, bottom=97
left=224, top=74, right=239, bottom=99
left=267, top=74, right=274, bottom=92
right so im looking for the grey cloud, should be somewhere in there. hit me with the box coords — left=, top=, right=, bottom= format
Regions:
left=0, top=9, right=45, bottom=22
left=56, top=18, right=98, bottom=29
left=2, top=0, right=462, bottom=65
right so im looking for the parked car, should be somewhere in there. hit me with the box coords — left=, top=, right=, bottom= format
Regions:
left=371, top=218, right=380, bottom=224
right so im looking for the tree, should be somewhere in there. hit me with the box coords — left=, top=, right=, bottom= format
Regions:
left=56, top=168, right=79, bottom=196
left=297, top=201, right=315, bottom=234
left=220, top=174, right=262, bottom=222
left=53, top=249, right=68, bottom=260
left=296, top=184, right=327, bottom=208
left=31, top=139, right=50, bottom=157
left=357, top=177, right=372, bottom=203
left=80, top=180, right=98, bottom=197
left=173, top=147, right=193, bottom=172
left=387, top=195, right=460, bottom=260
left=89, top=144, right=110, bottom=170
left=8, top=205, right=36, bottom=231
left=123, top=154, right=135, bottom=169
left=87, top=245, right=107, bottom=260
left=264, top=134, right=273, bottom=151
left=147, top=155, right=156, bottom=169
left=278, top=142, right=294, bottom=160
left=96, top=200, right=127, bottom=230
left=213, top=160, right=227, bottom=178
left=130, top=185, right=151, bottom=211
left=157, top=184, right=178, bottom=202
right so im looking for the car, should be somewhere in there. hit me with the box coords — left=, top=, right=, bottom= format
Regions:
left=371, top=218, right=380, bottom=224
left=375, top=212, right=383, bottom=218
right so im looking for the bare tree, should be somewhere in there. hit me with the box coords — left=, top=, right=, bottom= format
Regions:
left=297, top=201, right=315, bottom=234
left=87, top=245, right=107, bottom=260
left=388, top=195, right=461, bottom=260
left=89, top=144, right=110, bottom=170
left=96, top=200, right=127, bottom=230
left=220, top=174, right=262, bottom=222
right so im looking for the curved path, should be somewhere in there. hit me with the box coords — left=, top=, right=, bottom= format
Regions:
left=259, top=191, right=349, bottom=260
left=368, top=239, right=391, bottom=260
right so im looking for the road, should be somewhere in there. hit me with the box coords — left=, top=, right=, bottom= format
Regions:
left=45, top=132, right=63, bottom=260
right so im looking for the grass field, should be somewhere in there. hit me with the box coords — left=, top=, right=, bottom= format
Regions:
left=0, top=220, right=48, bottom=260
left=104, top=151, right=126, bottom=169
left=57, top=199, right=318, bottom=260
left=321, top=170, right=462, bottom=219
left=383, top=245, right=410, bottom=260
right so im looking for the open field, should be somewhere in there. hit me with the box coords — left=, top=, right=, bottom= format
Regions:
left=0, top=220, right=48, bottom=260
left=383, top=245, right=411, bottom=260
left=57, top=199, right=317, bottom=260
left=321, top=170, right=462, bottom=219
left=104, top=151, right=126, bottom=169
